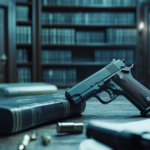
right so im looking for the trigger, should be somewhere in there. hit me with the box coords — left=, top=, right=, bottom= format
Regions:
left=105, top=89, right=115, bottom=98
left=95, top=92, right=108, bottom=104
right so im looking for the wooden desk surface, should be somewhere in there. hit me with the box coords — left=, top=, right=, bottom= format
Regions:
left=0, top=89, right=149, bottom=150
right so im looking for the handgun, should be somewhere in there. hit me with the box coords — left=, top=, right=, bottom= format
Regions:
left=65, top=59, right=150, bottom=116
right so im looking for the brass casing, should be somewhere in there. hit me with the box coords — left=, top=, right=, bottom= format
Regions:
left=18, top=134, right=30, bottom=150
left=30, top=130, right=38, bottom=140
left=57, top=122, right=84, bottom=133
left=42, top=133, right=52, bottom=145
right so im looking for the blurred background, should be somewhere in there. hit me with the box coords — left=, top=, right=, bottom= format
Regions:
left=0, top=0, right=150, bottom=89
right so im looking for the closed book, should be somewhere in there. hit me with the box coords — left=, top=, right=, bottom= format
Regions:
left=0, top=94, right=86, bottom=133
left=0, top=83, right=57, bottom=97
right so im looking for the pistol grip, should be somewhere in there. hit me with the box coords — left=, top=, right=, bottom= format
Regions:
left=112, top=72, right=150, bottom=116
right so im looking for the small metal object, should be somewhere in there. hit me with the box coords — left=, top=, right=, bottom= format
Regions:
left=122, top=59, right=125, bottom=63
left=18, top=134, right=30, bottom=150
left=57, top=122, right=84, bottom=133
left=120, top=76, right=123, bottom=79
left=30, top=130, right=38, bottom=140
left=147, top=97, right=150, bottom=101
left=42, top=133, right=52, bottom=145
left=116, top=86, right=120, bottom=91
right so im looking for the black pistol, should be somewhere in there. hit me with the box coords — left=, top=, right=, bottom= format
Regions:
left=65, top=59, right=150, bottom=116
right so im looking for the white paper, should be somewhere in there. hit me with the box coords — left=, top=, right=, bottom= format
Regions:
left=79, top=139, right=112, bottom=150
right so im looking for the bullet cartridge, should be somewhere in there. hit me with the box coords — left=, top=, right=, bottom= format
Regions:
left=30, top=130, right=38, bottom=140
left=42, top=133, right=52, bottom=145
left=18, top=134, right=30, bottom=150
left=57, top=122, right=84, bottom=133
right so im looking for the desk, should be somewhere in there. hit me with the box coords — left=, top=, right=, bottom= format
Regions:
left=0, top=89, right=149, bottom=150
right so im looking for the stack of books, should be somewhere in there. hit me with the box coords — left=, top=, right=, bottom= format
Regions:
left=42, top=28, right=75, bottom=45
left=42, top=12, right=135, bottom=25
left=95, top=49, right=134, bottom=64
left=16, top=26, right=32, bottom=44
left=16, top=6, right=29, bottom=21
left=42, top=50, right=72, bottom=64
left=17, top=49, right=29, bottom=63
left=76, top=31, right=104, bottom=45
left=42, top=0, right=136, bottom=6
left=106, top=28, right=137, bottom=44
left=43, top=68, right=76, bottom=85
left=17, top=67, right=31, bottom=83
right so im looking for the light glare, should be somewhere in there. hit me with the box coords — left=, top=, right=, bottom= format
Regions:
left=139, top=22, right=144, bottom=30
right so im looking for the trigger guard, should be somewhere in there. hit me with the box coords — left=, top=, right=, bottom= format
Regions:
left=95, top=92, right=117, bottom=104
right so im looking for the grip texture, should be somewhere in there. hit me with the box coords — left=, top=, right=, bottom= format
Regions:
left=112, top=72, right=150, bottom=108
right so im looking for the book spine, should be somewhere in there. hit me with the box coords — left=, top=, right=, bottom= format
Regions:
left=9, top=100, right=86, bottom=133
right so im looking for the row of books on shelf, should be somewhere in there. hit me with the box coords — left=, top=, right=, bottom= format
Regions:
left=42, top=28, right=75, bottom=45
left=16, top=6, right=29, bottom=21
left=107, top=28, right=137, bottom=44
left=43, top=68, right=76, bottom=85
left=42, top=28, right=137, bottom=45
left=17, top=49, right=29, bottom=63
left=42, top=0, right=136, bottom=6
left=95, top=50, right=134, bottom=64
left=42, top=12, right=135, bottom=25
left=16, top=48, right=134, bottom=64
left=17, top=67, right=31, bottom=83
left=16, top=26, right=32, bottom=44
left=76, top=31, right=104, bottom=44
left=42, top=50, right=72, bottom=64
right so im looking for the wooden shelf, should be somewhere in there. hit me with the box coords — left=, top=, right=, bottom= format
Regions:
left=42, top=63, right=134, bottom=67
left=16, top=1, right=32, bottom=6
left=17, top=21, right=32, bottom=25
left=42, top=44, right=137, bottom=49
left=17, top=44, right=32, bottom=47
left=42, top=24, right=136, bottom=29
left=17, top=62, right=32, bottom=66
left=42, top=62, right=107, bottom=67
left=42, top=5, right=136, bottom=12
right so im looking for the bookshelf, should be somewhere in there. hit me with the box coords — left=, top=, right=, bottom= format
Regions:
left=16, top=0, right=36, bottom=82
left=34, top=0, right=137, bottom=88
left=15, top=0, right=150, bottom=88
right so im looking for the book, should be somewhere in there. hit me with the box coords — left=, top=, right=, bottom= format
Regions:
left=16, top=26, right=31, bottom=44
left=0, top=94, right=86, bottom=133
left=41, top=50, right=72, bottom=64
left=17, top=67, right=31, bottom=83
left=16, top=6, right=29, bottom=21
left=42, top=0, right=136, bottom=7
left=106, top=28, right=137, bottom=45
left=43, top=69, right=76, bottom=85
left=0, top=83, right=57, bottom=97
left=42, top=12, right=135, bottom=26
left=94, top=49, right=134, bottom=64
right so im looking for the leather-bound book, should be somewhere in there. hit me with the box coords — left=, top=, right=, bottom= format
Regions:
left=0, top=94, right=86, bottom=133
left=0, top=83, right=57, bottom=97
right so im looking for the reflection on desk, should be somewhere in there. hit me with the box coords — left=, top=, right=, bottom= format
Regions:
left=0, top=89, right=149, bottom=150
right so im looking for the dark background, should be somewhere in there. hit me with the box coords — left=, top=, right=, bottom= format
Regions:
left=0, top=0, right=150, bottom=89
